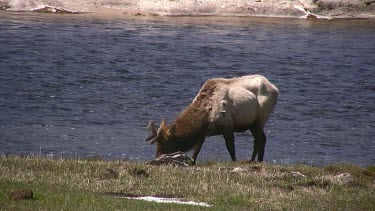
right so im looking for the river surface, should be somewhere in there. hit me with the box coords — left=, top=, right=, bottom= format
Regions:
left=0, top=12, right=374, bottom=165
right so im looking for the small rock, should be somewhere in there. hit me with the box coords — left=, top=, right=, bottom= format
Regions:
left=299, top=0, right=319, bottom=11
left=9, top=189, right=33, bottom=201
left=306, top=180, right=318, bottom=186
left=250, top=165, right=262, bottom=171
left=0, top=2, right=10, bottom=10
left=306, top=13, right=319, bottom=20
left=286, top=185, right=295, bottom=191
left=33, top=6, right=78, bottom=14
left=34, top=6, right=56, bottom=13
left=99, top=168, right=119, bottom=180
left=291, top=171, right=306, bottom=178
left=230, top=167, right=248, bottom=173
left=334, top=173, right=353, bottom=184
left=134, top=12, right=145, bottom=17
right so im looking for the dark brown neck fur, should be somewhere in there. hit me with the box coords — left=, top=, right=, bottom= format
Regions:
left=173, top=101, right=209, bottom=139
left=168, top=80, right=218, bottom=151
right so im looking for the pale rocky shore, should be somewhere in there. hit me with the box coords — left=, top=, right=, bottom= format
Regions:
left=1, top=0, right=375, bottom=19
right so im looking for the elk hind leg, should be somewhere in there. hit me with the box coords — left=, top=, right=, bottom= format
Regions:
left=250, top=123, right=263, bottom=162
left=258, top=131, right=267, bottom=162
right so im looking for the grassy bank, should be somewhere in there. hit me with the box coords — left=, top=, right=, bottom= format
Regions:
left=1, top=156, right=374, bottom=210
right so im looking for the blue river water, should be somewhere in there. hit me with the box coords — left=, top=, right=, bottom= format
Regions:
left=0, top=12, right=374, bottom=165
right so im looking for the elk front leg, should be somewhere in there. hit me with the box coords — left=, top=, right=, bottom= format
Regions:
left=223, top=132, right=236, bottom=162
left=192, top=137, right=205, bottom=165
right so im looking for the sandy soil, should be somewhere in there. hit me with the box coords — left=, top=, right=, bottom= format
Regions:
left=0, top=0, right=374, bottom=19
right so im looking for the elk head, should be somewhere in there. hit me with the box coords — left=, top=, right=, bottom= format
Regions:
left=145, top=119, right=178, bottom=158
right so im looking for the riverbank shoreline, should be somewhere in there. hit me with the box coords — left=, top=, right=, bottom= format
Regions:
left=1, top=155, right=374, bottom=210
left=1, top=0, right=375, bottom=20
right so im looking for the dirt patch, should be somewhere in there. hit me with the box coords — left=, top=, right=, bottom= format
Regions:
left=128, top=167, right=149, bottom=177
left=99, top=168, right=119, bottom=180
left=9, top=189, right=33, bottom=201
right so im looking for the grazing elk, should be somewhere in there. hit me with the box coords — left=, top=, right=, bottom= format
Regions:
left=145, top=75, right=279, bottom=164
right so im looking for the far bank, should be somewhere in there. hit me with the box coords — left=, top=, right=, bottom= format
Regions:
left=1, top=0, right=375, bottom=19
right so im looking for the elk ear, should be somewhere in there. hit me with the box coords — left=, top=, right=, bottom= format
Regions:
left=145, top=120, right=157, bottom=142
left=168, top=123, right=177, bottom=136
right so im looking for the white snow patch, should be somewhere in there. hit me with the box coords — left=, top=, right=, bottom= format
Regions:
left=124, top=196, right=211, bottom=207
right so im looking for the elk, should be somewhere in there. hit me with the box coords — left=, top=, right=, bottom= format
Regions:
left=145, top=75, right=279, bottom=164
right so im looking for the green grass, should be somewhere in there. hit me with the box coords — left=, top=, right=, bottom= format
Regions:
left=1, top=155, right=374, bottom=210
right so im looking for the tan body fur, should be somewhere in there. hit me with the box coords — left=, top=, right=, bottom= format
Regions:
left=146, top=75, right=279, bottom=164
